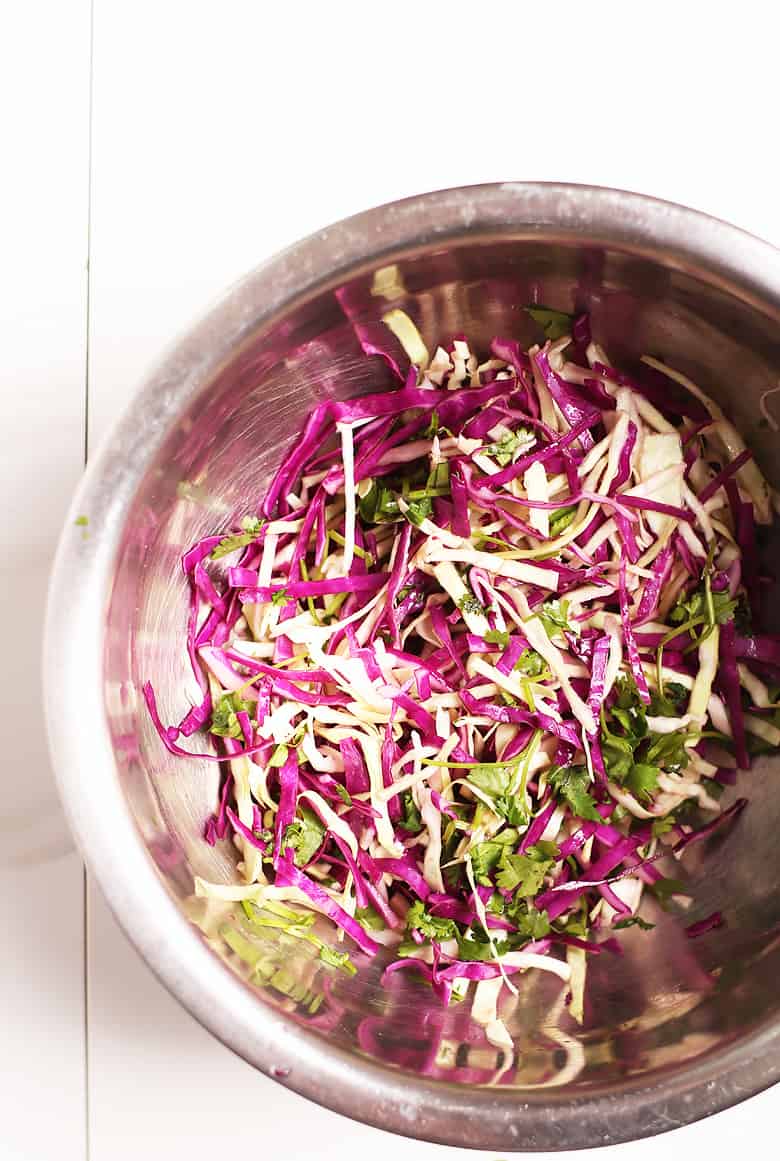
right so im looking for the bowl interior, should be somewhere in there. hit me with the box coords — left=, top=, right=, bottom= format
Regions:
left=102, top=220, right=780, bottom=1132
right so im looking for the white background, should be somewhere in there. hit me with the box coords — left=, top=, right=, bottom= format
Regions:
left=1, top=3, right=778, bottom=1159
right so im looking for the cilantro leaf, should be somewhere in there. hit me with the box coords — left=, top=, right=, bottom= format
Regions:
left=514, top=648, right=545, bottom=677
left=319, top=946, right=357, bottom=975
left=399, top=790, right=423, bottom=833
left=613, top=915, right=656, bottom=931
left=493, top=794, right=529, bottom=826
left=537, top=598, right=571, bottom=638
left=270, top=588, right=294, bottom=607
left=210, top=691, right=254, bottom=739
left=404, top=495, right=433, bottom=526
left=467, top=764, right=514, bottom=797
left=469, top=830, right=519, bottom=884
left=358, top=481, right=401, bottom=524
left=457, top=592, right=489, bottom=617
left=506, top=900, right=552, bottom=940
left=652, top=814, right=676, bottom=837
left=406, top=900, right=458, bottom=941
left=525, top=305, right=574, bottom=341
left=485, top=427, right=535, bottom=467
left=496, top=846, right=554, bottom=896
left=211, top=517, right=265, bottom=559
left=548, top=765, right=601, bottom=822
left=355, top=906, right=385, bottom=932
left=649, top=681, right=689, bottom=717
left=484, top=628, right=510, bottom=649
left=624, top=762, right=660, bottom=802
left=457, top=936, right=509, bottom=961
left=282, top=807, right=326, bottom=867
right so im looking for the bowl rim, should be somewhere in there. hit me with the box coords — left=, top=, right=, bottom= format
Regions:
left=44, top=181, right=780, bottom=1151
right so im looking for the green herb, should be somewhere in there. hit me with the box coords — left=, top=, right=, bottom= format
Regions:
left=211, top=516, right=264, bottom=559
left=496, top=844, right=556, bottom=896
left=358, top=480, right=402, bottom=524
left=406, top=900, right=458, bottom=941
left=650, top=876, right=688, bottom=908
left=282, top=807, right=326, bottom=867
left=466, top=764, right=515, bottom=797
left=355, top=906, right=385, bottom=932
left=270, top=587, right=294, bottom=606
left=485, top=427, right=535, bottom=467
left=457, top=592, right=489, bottom=618
left=548, top=765, right=601, bottom=821
left=525, top=305, right=574, bottom=341
left=613, top=915, right=656, bottom=931
left=319, top=946, right=357, bottom=975
left=457, top=936, right=508, bottom=962
left=505, top=900, right=552, bottom=940
left=74, top=514, right=89, bottom=538
left=514, top=648, right=545, bottom=677
left=624, top=762, right=660, bottom=802
left=537, top=598, right=571, bottom=638
left=427, top=460, right=450, bottom=491
left=494, top=794, right=529, bottom=826
left=404, top=495, right=434, bottom=526
left=327, top=529, right=373, bottom=565
left=268, top=743, right=289, bottom=768
left=468, top=830, right=519, bottom=884
left=399, top=790, right=423, bottom=833
left=210, top=691, right=254, bottom=739
left=652, top=814, right=677, bottom=838
left=649, top=681, right=689, bottom=717
left=484, top=628, right=510, bottom=649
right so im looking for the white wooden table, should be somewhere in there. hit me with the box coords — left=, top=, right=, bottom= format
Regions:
left=3, top=3, right=778, bottom=1158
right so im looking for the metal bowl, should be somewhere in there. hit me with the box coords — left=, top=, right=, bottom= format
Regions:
left=45, top=183, right=780, bottom=1151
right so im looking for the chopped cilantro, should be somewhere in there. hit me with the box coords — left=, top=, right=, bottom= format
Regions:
left=457, top=592, right=489, bottom=618
left=548, top=765, right=601, bottom=822
left=399, top=790, right=423, bottom=833
left=525, top=305, right=574, bottom=340
left=358, top=481, right=401, bottom=524
left=484, top=628, right=510, bottom=649
left=468, top=829, right=519, bottom=884
left=537, top=598, right=571, bottom=638
left=624, top=762, right=660, bottom=802
left=355, top=906, right=385, bottom=932
left=211, top=517, right=265, bottom=559
left=210, top=691, right=254, bottom=739
left=282, top=807, right=325, bottom=867
left=506, top=900, right=552, bottom=940
left=495, top=844, right=555, bottom=895
left=404, top=495, right=434, bottom=526
left=319, top=946, right=357, bottom=975
left=270, top=588, right=294, bottom=606
left=485, top=427, right=535, bottom=467
left=613, top=915, right=656, bottom=931
left=406, top=900, right=458, bottom=941
left=514, top=648, right=545, bottom=677
left=652, top=814, right=677, bottom=838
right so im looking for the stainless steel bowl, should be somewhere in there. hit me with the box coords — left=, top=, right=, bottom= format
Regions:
left=45, top=183, right=780, bottom=1151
